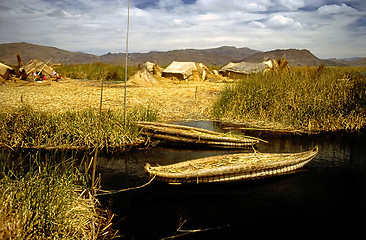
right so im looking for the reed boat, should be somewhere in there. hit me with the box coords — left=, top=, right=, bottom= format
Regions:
left=137, top=121, right=261, bottom=149
left=144, top=147, right=318, bottom=184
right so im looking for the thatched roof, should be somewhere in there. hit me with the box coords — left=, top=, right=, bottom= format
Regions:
left=18, top=59, right=55, bottom=80
left=162, top=61, right=212, bottom=80
left=144, top=61, right=163, bottom=76
left=21, top=59, right=54, bottom=76
left=128, top=64, right=158, bottom=86
left=220, top=62, right=269, bottom=75
left=162, top=61, right=198, bottom=80
left=0, top=63, right=14, bottom=80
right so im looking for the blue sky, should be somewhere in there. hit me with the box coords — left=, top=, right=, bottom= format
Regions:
left=0, top=0, right=365, bottom=58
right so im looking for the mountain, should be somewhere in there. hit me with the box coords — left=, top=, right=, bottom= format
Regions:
left=100, top=46, right=260, bottom=66
left=0, top=42, right=364, bottom=67
left=325, top=57, right=366, bottom=67
left=0, top=42, right=99, bottom=65
left=243, top=49, right=325, bottom=66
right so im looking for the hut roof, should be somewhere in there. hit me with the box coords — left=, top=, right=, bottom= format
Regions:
left=128, top=64, right=158, bottom=86
left=0, top=63, right=14, bottom=80
left=21, top=59, right=54, bottom=76
left=162, top=61, right=198, bottom=79
left=220, top=62, right=268, bottom=75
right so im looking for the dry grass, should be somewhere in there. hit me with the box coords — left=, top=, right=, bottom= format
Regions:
left=0, top=78, right=224, bottom=121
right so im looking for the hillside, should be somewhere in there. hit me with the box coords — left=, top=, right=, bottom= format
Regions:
left=100, top=46, right=260, bottom=66
left=0, top=42, right=99, bottom=65
left=243, top=49, right=325, bottom=66
left=1, top=42, right=364, bottom=67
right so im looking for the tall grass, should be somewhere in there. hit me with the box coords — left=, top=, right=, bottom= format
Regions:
left=54, top=63, right=137, bottom=81
left=0, top=105, right=158, bottom=150
left=0, top=154, right=114, bottom=239
left=213, top=67, right=366, bottom=131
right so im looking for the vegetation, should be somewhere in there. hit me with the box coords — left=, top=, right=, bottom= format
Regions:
left=54, top=63, right=137, bottom=81
left=213, top=66, right=366, bottom=132
left=0, top=105, right=158, bottom=150
left=0, top=153, right=115, bottom=239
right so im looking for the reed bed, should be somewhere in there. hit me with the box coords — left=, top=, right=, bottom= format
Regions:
left=0, top=105, right=158, bottom=151
left=0, top=154, right=115, bottom=239
left=54, top=63, right=137, bottom=81
left=213, top=66, right=366, bottom=132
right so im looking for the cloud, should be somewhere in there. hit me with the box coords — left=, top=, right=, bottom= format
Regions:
left=278, top=0, right=305, bottom=10
left=0, top=0, right=365, bottom=58
left=169, top=18, right=195, bottom=28
left=317, top=3, right=359, bottom=15
left=266, top=14, right=303, bottom=29
left=195, top=0, right=273, bottom=13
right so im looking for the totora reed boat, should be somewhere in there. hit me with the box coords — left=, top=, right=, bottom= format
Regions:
left=145, top=147, right=318, bottom=184
left=137, top=121, right=261, bottom=149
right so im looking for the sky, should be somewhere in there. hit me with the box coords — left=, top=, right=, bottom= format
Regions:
left=0, top=0, right=365, bottom=59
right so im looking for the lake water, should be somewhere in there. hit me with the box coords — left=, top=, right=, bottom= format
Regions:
left=97, top=121, right=366, bottom=239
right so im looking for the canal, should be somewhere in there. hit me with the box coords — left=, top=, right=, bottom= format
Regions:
left=97, top=121, right=366, bottom=239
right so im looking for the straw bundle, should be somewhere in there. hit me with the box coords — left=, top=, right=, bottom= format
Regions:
left=145, top=147, right=318, bottom=184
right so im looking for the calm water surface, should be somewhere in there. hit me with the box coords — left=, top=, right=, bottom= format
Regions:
left=97, top=121, right=366, bottom=239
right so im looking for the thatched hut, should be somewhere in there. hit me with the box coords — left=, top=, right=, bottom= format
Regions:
left=219, top=62, right=269, bottom=79
left=18, top=59, right=56, bottom=80
left=162, top=61, right=211, bottom=80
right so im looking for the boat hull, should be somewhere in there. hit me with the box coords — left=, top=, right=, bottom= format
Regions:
left=145, top=147, right=318, bottom=184
left=138, top=121, right=260, bottom=149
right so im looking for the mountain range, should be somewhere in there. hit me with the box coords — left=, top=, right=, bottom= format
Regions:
left=0, top=42, right=365, bottom=67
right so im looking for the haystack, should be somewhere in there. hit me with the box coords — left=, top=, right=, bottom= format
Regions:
left=144, top=61, right=163, bottom=77
left=128, top=64, right=158, bottom=86
left=0, top=63, right=14, bottom=80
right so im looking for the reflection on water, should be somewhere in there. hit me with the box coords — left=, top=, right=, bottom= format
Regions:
left=97, top=121, right=366, bottom=240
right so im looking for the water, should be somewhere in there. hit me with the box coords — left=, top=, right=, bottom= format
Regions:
left=97, top=121, right=366, bottom=239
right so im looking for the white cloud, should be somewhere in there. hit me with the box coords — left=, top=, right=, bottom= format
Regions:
left=317, top=3, right=359, bottom=15
left=169, top=18, right=194, bottom=28
left=248, top=21, right=266, bottom=28
left=278, top=0, right=305, bottom=10
left=195, top=0, right=273, bottom=12
left=0, top=0, right=365, bottom=58
left=266, top=14, right=303, bottom=29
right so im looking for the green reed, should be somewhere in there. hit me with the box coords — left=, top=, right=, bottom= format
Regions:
left=213, top=67, right=366, bottom=131
left=0, top=105, right=158, bottom=150
left=0, top=153, right=115, bottom=239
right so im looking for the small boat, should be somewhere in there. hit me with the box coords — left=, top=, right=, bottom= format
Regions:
left=138, top=121, right=261, bottom=149
left=145, top=147, right=318, bottom=184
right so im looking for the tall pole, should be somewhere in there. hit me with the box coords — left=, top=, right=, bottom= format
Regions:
left=124, top=0, right=130, bottom=126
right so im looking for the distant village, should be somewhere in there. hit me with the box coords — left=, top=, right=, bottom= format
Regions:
left=1, top=53, right=289, bottom=85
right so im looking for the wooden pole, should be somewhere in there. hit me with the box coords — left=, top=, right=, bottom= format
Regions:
left=92, top=69, right=104, bottom=189
left=33, top=58, right=52, bottom=81
left=123, top=0, right=130, bottom=126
